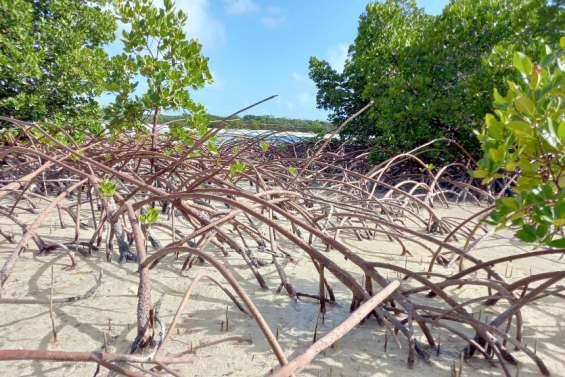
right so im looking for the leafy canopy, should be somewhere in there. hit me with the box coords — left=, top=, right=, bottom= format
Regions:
left=107, top=0, right=212, bottom=143
left=309, top=0, right=564, bottom=163
left=0, top=0, right=116, bottom=138
left=474, top=38, right=565, bottom=247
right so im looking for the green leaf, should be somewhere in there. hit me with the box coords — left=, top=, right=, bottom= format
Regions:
left=535, top=223, right=549, bottom=238
left=560, top=36, right=565, bottom=50
left=558, top=121, right=565, bottom=143
left=507, top=120, right=533, bottom=138
left=514, top=96, right=535, bottom=115
left=207, top=142, right=218, bottom=154
left=287, top=166, right=298, bottom=175
left=554, top=200, right=565, bottom=220
left=488, top=147, right=504, bottom=163
left=515, top=224, right=538, bottom=242
left=547, top=238, right=565, bottom=248
left=485, top=114, right=503, bottom=139
left=513, top=52, right=533, bottom=75
left=498, top=197, right=518, bottom=211
left=471, top=168, right=488, bottom=178
left=493, top=88, right=508, bottom=104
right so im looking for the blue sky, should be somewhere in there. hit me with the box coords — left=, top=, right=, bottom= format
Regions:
left=104, top=0, right=450, bottom=120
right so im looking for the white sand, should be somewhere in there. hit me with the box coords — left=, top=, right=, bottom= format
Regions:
left=1, top=202, right=564, bottom=377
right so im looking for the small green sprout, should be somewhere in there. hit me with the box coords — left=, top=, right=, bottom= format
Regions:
left=139, top=207, right=159, bottom=224
left=259, top=141, right=270, bottom=152
left=229, top=160, right=247, bottom=177
left=99, top=179, right=117, bottom=198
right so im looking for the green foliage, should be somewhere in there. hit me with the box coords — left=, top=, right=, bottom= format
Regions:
left=474, top=43, right=565, bottom=247
left=311, top=0, right=431, bottom=154
left=233, top=115, right=331, bottom=133
left=259, top=141, right=270, bottom=152
left=107, top=0, right=212, bottom=140
left=99, top=179, right=117, bottom=198
left=287, top=166, right=298, bottom=175
left=0, top=126, right=18, bottom=144
left=309, top=0, right=564, bottom=163
left=0, top=0, right=116, bottom=136
left=229, top=160, right=246, bottom=178
left=159, top=113, right=332, bottom=134
left=139, top=207, right=159, bottom=224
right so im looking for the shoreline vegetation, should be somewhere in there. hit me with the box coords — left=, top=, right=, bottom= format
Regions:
left=159, top=113, right=333, bottom=134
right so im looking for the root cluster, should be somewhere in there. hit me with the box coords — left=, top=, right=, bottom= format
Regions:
left=0, top=111, right=563, bottom=377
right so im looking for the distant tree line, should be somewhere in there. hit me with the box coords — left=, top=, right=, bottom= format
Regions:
left=309, top=0, right=564, bottom=162
left=160, top=113, right=332, bottom=133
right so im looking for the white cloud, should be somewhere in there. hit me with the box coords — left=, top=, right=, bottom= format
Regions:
left=327, top=43, right=349, bottom=72
left=290, top=72, right=309, bottom=83
left=287, top=71, right=317, bottom=109
left=260, top=6, right=286, bottom=29
left=297, top=92, right=312, bottom=105
left=223, top=0, right=258, bottom=15
left=116, top=1, right=226, bottom=53
left=173, top=0, right=226, bottom=52
left=260, top=15, right=284, bottom=28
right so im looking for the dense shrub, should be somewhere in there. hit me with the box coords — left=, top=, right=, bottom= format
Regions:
left=474, top=39, right=565, bottom=247
left=309, top=0, right=564, bottom=163
left=0, top=0, right=116, bottom=133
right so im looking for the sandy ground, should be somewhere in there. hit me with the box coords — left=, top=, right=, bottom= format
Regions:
left=1, top=201, right=564, bottom=377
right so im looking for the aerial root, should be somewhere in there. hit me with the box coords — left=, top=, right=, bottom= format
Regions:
left=0, top=113, right=563, bottom=376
